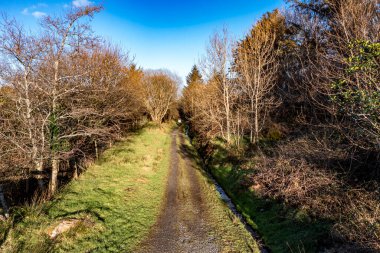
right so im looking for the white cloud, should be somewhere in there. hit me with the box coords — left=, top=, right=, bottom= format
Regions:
left=21, top=3, right=48, bottom=17
left=21, top=8, right=29, bottom=15
left=32, top=11, right=47, bottom=18
left=72, top=0, right=93, bottom=7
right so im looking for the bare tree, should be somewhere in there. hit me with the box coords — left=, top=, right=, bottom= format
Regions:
left=202, top=28, right=235, bottom=143
left=142, top=70, right=179, bottom=124
left=39, top=5, right=102, bottom=194
left=0, top=5, right=149, bottom=198
left=234, top=10, right=283, bottom=144
left=0, top=17, right=47, bottom=187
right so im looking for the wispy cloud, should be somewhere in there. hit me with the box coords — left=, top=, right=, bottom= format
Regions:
left=21, top=3, right=48, bottom=17
left=32, top=11, right=47, bottom=18
left=72, top=0, right=93, bottom=8
left=21, top=8, right=29, bottom=15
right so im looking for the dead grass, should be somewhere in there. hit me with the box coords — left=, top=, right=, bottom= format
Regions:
left=249, top=134, right=380, bottom=251
left=251, top=157, right=342, bottom=216
left=333, top=189, right=380, bottom=251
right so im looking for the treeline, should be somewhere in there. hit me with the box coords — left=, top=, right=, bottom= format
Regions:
left=0, top=6, right=178, bottom=200
left=181, top=0, right=379, bottom=251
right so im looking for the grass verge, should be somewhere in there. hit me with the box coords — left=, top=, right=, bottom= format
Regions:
left=202, top=142, right=332, bottom=253
left=0, top=124, right=172, bottom=253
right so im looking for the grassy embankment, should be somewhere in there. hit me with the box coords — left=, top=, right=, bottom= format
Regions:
left=197, top=140, right=332, bottom=253
left=178, top=132, right=260, bottom=253
left=0, top=124, right=172, bottom=253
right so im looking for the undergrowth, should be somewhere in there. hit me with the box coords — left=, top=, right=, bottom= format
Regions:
left=207, top=149, right=331, bottom=253
left=202, top=134, right=379, bottom=252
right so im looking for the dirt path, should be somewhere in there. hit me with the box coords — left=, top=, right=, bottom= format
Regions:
left=137, top=129, right=257, bottom=253
left=137, top=129, right=218, bottom=252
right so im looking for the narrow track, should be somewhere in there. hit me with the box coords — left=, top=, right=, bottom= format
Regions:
left=138, top=129, right=219, bottom=253
left=138, top=129, right=258, bottom=253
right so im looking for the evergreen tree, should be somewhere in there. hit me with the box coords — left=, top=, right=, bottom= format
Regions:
left=186, top=65, right=203, bottom=86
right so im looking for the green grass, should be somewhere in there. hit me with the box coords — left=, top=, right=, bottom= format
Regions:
left=178, top=133, right=260, bottom=253
left=205, top=142, right=332, bottom=253
left=0, top=124, right=173, bottom=253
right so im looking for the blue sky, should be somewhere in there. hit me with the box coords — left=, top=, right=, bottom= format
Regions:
left=0, top=0, right=285, bottom=83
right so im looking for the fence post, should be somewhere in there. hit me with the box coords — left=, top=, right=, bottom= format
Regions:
left=0, top=185, right=9, bottom=218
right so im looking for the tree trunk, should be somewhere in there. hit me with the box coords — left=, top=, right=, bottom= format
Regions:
left=50, top=158, right=59, bottom=195
left=94, top=140, right=99, bottom=160
left=73, top=162, right=78, bottom=180
left=250, top=98, right=254, bottom=143
left=226, top=109, right=231, bottom=143
left=36, top=160, right=45, bottom=189
left=254, top=95, right=259, bottom=144
left=0, top=185, right=9, bottom=218
left=224, top=80, right=231, bottom=144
